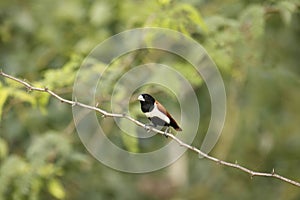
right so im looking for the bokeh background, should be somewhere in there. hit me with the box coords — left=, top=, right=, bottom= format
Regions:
left=0, top=0, right=300, bottom=199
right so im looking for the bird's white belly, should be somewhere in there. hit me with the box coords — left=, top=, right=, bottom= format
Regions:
left=144, top=104, right=170, bottom=124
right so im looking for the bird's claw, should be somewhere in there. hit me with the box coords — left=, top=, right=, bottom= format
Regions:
left=164, top=127, right=170, bottom=138
left=144, top=124, right=152, bottom=133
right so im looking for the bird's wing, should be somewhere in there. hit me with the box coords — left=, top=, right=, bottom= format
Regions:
left=155, top=101, right=168, bottom=116
left=155, top=101, right=182, bottom=131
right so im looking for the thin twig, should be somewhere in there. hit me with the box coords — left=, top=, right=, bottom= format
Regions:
left=1, top=71, right=300, bottom=188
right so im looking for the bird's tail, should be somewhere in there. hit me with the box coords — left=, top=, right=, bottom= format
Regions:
left=170, top=117, right=182, bottom=131
left=175, top=127, right=182, bottom=131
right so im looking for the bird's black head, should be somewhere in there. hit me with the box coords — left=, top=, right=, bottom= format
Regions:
left=138, top=93, right=155, bottom=104
left=138, top=93, right=155, bottom=112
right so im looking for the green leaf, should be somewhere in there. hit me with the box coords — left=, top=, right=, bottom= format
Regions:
left=149, top=3, right=207, bottom=35
left=0, top=138, right=8, bottom=160
left=89, top=2, right=112, bottom=26
left=239, top=5, right=265, bottom=38
left=38, top=164, right=56, bottom=177
left=0, top=84, right=9, bottom=121
left=278, top=1, right=297, bottom=25
left=42, top=54, right=81, bottom=89
left=176, top=3, right=208, bottom=33
left=26, top=132, right=71, bottom=166
left=0, top=156, right=29, bottom=199
left=48, top=179, right=65, bottom=200
left=37, top=92, right=50, bottom=115
left=11, top=89, right=37, bottom=107
left=119, top=118, right=139, bottom=153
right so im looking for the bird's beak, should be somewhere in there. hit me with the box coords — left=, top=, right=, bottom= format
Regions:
left=138, top=95, right=145, bottom=101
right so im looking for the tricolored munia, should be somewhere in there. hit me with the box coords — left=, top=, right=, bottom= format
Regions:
left=138, top=93, right=182, bottom=136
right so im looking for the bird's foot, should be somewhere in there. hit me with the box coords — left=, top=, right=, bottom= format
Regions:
left=164, top=127, right=170, bottom=138
left=144, top=124, right=153, bottom=133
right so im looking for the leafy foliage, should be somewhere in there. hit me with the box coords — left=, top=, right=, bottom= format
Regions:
left=0, top=133, right=86, bottom=200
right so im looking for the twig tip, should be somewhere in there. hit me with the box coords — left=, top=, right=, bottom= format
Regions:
left=272, top=168, right=275, bottom=175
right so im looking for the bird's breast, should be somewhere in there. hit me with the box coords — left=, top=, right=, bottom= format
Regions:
left=144, top=104, right=170, bottom=124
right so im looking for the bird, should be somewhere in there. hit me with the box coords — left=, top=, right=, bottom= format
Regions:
left=137, top=93, right=182, bottom=136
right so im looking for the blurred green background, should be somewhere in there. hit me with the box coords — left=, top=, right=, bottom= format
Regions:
left=0, top=0, right=300, bottom=199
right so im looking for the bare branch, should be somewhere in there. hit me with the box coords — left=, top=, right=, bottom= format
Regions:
left=1, top=71, right=300, bottom=188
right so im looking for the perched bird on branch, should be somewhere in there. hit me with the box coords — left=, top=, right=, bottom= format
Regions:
left=138, top=93, right=182, bottom=136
